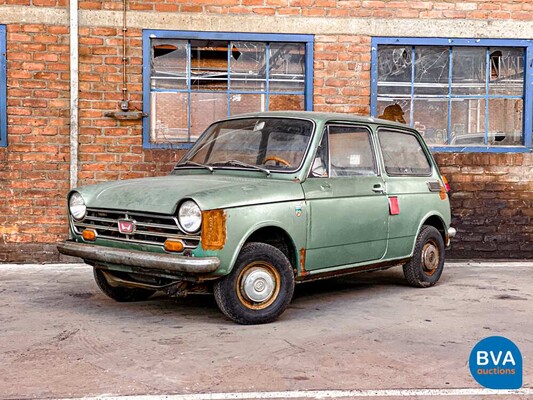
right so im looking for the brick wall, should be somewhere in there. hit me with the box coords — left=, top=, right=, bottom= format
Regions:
left=0, top=1, right=532, bottom=262
left=435, top=152, right=533, bottom=259
left=0, top=22, right=71, bottom=262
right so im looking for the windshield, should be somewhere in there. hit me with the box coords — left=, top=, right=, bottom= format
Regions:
left=179, top=118, right=314, bottom=173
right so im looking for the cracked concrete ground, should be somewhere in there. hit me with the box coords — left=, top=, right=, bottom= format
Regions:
left=0, top=261, right=531, bottom=399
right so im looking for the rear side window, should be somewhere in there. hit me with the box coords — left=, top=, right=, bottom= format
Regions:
left=378, top=129, right=431, bottom=176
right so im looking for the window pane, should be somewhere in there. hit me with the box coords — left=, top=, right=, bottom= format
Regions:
left=190, top=40, right=228, bottom=91
left=449, top=98, right=486, bottom=145
left=377, top=100, right=410, bottom=125
left=452, top=47, right=486, bottom=95
left=230, top=42, right=267, bottom=91
left=489, top=99, right=523, bottom=145
left=269, top=43, right=305, bottom=91
left=489, top=48, right=524, bottom=96
left=378, top=45, right=412, bottom=96
left=414, top=46, right=449, bottom=96
left=150, top=92, right=188, bottom=142
left=190, top=92, right=227, bottom=139
left=230, top=93, right=264, bottom=115
left=151, top=39, right=187, bottom=90
left=413, top=99, right=448, bottom=145
left=329, top=126, right=376, bottom=176
left=269, top=94, right=304, bottom=111
left=378, top=130, right=431, bottom=176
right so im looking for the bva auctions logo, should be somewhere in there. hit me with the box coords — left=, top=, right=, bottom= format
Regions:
left=469, top=336, right=522, bottom=389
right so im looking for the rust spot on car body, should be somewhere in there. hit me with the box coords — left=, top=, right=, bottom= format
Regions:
left=299, top=248, right=308, bottom=276
left=201, top=210, right=226, bottom=251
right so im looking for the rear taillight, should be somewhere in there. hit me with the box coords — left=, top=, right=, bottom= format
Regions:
left=442, top=176, right=451, bottom=192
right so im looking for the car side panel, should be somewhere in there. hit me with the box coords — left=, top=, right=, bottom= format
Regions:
left=203, top=201, right=308, bottom=276
left=383, top=175, right=451, bottom=259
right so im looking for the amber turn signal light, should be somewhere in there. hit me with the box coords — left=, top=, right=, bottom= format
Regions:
left=164, top=239, right=185, bottom=252
left=82, top=229, right=97, bottom=241
left=201, top=209, right=226, bottom=251
left=442, top=176, right=451, bottom=192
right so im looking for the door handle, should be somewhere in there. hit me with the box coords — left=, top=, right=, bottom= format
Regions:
left=372, top=183, right=387, bottom=194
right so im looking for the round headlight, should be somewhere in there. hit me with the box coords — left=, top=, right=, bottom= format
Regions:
left=69, top=192, right=86, bottom=221
left=178, top=200, right=202, bottom=233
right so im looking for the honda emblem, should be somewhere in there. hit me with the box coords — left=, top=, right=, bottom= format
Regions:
left=118, top=219, right=135, bottom=234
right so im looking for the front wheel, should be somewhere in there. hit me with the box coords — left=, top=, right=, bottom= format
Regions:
left=403, top=225, right=445, bottom=288
left=214, top=242, right=295, bottom=325
left=93, top=268, right=156, bottom=302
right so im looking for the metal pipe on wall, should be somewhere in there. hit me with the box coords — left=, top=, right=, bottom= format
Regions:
left=121, top=0, right=129, bottom=111
left=69, top=0, right=79, bottom=189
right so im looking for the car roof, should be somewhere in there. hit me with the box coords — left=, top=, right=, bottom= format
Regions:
left=224, top=111, right=412, bottom=130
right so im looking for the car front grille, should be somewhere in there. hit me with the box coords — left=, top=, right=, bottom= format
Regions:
left=73, top=208, right=200, bottom=250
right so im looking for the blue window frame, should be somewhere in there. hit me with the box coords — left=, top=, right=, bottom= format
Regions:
left=142, top=30, right=314, bottom=149
left=371, top=38, right=533, bottom=153
left=0, top=25, right=7, bottom=147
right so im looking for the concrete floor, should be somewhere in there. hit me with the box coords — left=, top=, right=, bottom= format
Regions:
left=0, top=261, right=532, bottom=400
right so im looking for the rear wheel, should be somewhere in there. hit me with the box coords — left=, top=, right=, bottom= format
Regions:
left=403, top=225, right=445, bottom=288
left=93, top=268, right=156, bottom=302
left=214, top=242, right=295, bottom=325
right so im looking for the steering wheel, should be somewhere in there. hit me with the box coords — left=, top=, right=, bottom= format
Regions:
left=263, top=156, right=291, bottom=167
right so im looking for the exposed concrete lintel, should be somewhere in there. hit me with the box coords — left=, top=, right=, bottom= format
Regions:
left=2, top=6, right=533, bottom=39
left=0, top=6, right=68, bottom=25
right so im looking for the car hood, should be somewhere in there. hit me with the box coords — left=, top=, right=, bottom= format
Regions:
left=74, top=174, right=305, bottom=214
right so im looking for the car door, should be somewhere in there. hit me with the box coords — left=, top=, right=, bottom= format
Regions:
left=302, top=124, right=389, bottom=271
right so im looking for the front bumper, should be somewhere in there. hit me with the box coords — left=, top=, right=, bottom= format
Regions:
left=57, top=241, right=220, bottom=274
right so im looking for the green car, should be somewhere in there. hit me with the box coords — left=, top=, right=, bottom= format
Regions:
left=58, top=112, right=455, bottom=324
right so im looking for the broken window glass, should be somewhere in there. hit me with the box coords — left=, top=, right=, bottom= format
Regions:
left=230, top=42, right=267, bottom=91
left=148, top=35, right=309, bottom=144
left=151, top=39, right=187, bottom=90
left=378, top=45, right=412, bottom=97
left=489, top=48, right=524, bottom=96
left=190, top=40, right=229, bottom=91
left=269, top=43, right=305, bottom=91
left=414, top=47, right=449, bottom=96
left=376, top=44, right=525, bottom=147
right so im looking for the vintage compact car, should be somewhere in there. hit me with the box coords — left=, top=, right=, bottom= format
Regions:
left=58, top=111, right=455, bottom=324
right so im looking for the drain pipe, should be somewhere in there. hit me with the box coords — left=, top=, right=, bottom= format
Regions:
left=105, top=0, right=145, bottom=120
left=69, top=0, right=79, bottom=189
left=121, top=0, right=129, bottom=112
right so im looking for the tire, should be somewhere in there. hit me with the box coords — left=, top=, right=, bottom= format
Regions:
left=93, top=268, right=155, bottom=302
left=213, top=242, right=295, bottom=325
left=403, top=225, right=445, bottom=288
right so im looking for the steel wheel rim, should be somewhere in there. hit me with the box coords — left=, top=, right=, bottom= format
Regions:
left=237, top=262, right=281, bottom=310
left=421, top=240, right=440, bottom=276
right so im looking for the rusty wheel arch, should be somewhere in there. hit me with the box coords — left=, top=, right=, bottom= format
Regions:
left=421, top=215, right=446, bottom=243
left=245, top=227, right=298, bottom=275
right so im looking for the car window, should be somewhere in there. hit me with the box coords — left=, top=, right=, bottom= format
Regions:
left=185, top=118, right=314, bottom=172
left=378, top=129, right=432, bottom=176
left=328, top=126, right=377, bottom=177
left=310, top=129, right=329, bottom=177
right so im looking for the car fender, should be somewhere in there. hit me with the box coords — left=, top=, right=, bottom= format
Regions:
left=409, top=211, right=449, bottom=256
left=217, top=201, right=308, bottom=275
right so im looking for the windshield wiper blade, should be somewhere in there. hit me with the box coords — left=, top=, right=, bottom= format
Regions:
left=174, top=160, right=213, bottom=173
left=213, top=160, right=270, bottom=176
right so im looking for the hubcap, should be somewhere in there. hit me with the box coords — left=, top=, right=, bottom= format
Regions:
left=241, top=267, right=276, bottom=303
left=422, top=241, right=439, bottom=275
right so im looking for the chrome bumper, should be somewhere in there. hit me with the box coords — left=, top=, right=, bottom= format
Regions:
left=446, top=227, right=457, bottom=247
left=57, top=241, right=220, bottom=274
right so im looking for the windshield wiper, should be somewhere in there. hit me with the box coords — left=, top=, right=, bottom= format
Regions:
left=212, top=160, right=270, bottom=176
left=174, top=160, right=213, bottom=173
